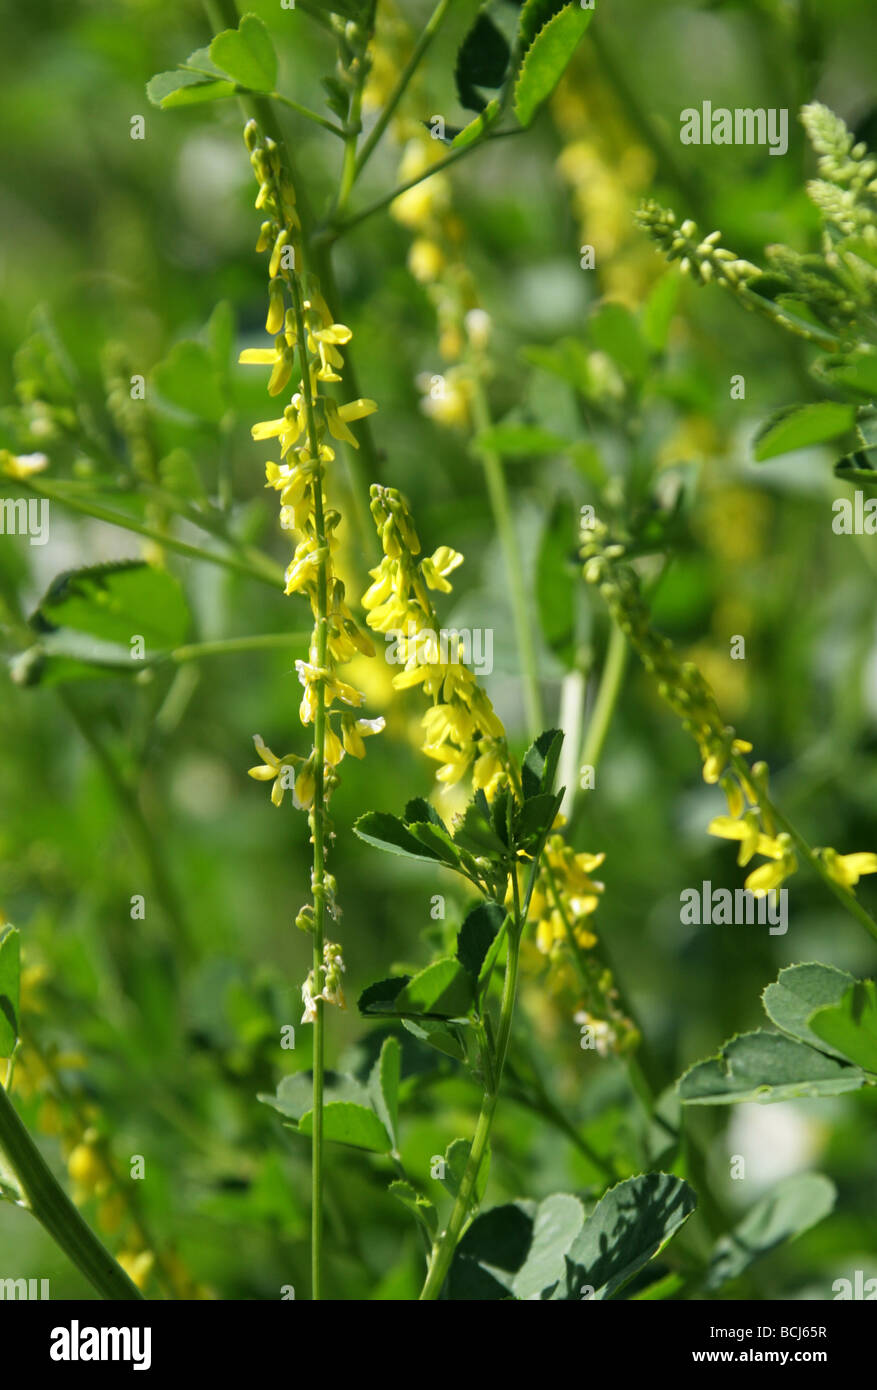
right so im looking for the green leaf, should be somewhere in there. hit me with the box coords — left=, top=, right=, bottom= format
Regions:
left=403, top=797, right=446, bottom=831
left=153, top=340, right=226, bottom=424
left=369, top=1036, right=401, bottom=1147
left=31, top=561, right=189, bottom=652
left=521, top=728, right=563, bottom=799
left=406, top=821, right=464, bottom=871
left=451, top=797, right=509, bottom=859
left=514, top=4, right=593, bottom=128
left=678, top=1030, right=865, bottom=1105
left=358, top=976, right=411, bottom=1017
left=813, top=351, right=877, bottom=400
left=395, top=958, right=474, bottom=1019
left=258, top=1069, right=370, bottom=1121
left=834, top=445, right=877, bottom=488
left=455, top=12, right=510, bottom=112
left=514, top=790, right=562, bottom=849
left=521, top=338, right=592, bottom=393
left=558, top=1174, right=697, bottom=1300
left=588, top=302, right=649, bottom=382
left=752, top=402, right=856, bottom=461
left=446, top=1199, right=536, bottom=1299
left=389, top=1180, right=438, bottom=1237
left=0, top=927, right=21, bottom=1057
left=440, top=1137, right=490, bottom=1204
left=762, top=963, right=856, bottom=1060
left=354, top=811, right=445, bottom=864
left=809, top=980, right=877, bottom=1073
left=298, top=1101, right=392, bottom=1153
left=401, top=1016, right=467, bottom=1063
left=146, top=69, right=236, bottom=109
left=10, top=631, right=150, bottom=688
left=456, top=901, right=505, bottom=979
left=705, top=1174, right=836, bottom=1292
left=476, top=424, right=569, bottom=457
left=518, top=0, right=568, bottom=50
left=451, top=97, right=502, bottom=150
left=209, top=13, right=277, bottom=93
left=513, top=1192, right=585, bottom=1300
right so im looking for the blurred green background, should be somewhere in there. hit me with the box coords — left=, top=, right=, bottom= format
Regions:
left=1, top=0, right=875, bottom=1299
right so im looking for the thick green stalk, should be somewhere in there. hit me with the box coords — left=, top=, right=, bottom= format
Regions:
left=469, top=375, right=544, bottom=739
left=0, top=1082, right=143, bottom=1300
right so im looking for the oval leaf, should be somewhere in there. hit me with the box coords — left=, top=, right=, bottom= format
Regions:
left=209, top=13, right=277, bottom=93
left=752, top=401, right=856, bottom=461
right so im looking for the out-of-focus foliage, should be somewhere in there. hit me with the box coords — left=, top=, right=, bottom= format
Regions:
left=1, top=0, right=876, bottom=1300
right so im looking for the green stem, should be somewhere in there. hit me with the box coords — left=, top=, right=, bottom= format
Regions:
left=170, top=632, right=310, bottom=663
left=0, top=1082, right=143, bottom=1300
left=270, top=90, right=346, bottom=138
left=580, top=622, right=628, bottom=772
left=469, top=374, right=544, bottom=739
left=419, top=872, right=528, bottom=1301
left=17, top=479, right=284, bottom=589
left=288, top=274, right=331, bottom=1302
left=353, top=0, right=453, bottom=182
left=327, top=136, right=505, bottom=243
left=730, top=751, right=877, bottom=945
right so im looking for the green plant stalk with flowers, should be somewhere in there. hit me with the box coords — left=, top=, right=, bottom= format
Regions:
left=4, top=1, right=874, bottom=1305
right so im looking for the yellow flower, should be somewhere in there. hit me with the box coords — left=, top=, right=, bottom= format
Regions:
left=324, top=397, right=378, bottom=448
left=821, top=849, right=877, bottom=888
left=708, top=812, right=764, bottom=866
left=420, top=546, right=464, bottom=592
left=248, top=735, right=293, bottom=808
left=0, top=450, right=49, bottom=479
left=408, top=237, right=445, bottom=284
left=341, top=714, right=386, bottom=759
left=67, top=1142, right=104, bottom=1199
left=117, top=1250, right=154, bottom=1291
left=744, top=851, right=797, bottom=898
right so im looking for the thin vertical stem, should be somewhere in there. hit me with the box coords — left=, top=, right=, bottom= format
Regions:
left=289, top=275, right=330, bottom=1301
left=469, top=374, right=545, bottom=739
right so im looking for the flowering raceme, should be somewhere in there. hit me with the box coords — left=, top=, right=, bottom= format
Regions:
left=362, top=485, right=508, bottom=796
left=240, top=120, right=383, bottom=1022
left=581, top=518, right=877, bottom=903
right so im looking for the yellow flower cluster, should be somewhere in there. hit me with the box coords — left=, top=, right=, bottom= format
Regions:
left=528, top=835, right=605, bottom=956
left=519, top=831, right=638, bottom=1056
left=240, top=121, right=384, bottom=813
left=552, top=64, right=658, bottom=306
left=364, top=6, right=487, bottom=426
left=362, top=485, right=509, bottom=796
left=582, top=519, right=877, bottom=901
